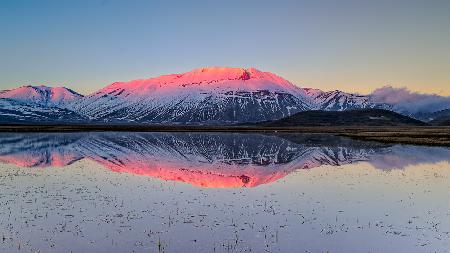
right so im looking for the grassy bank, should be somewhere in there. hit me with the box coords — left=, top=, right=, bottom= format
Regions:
left=0, top=125, right=449, bottom=147
left=339, top=129, right=450, bottom=147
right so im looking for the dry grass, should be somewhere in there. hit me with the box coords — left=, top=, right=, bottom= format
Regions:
left=339, top=128, right=450, bottom=146
left=0, top=125, right=449, bottom=146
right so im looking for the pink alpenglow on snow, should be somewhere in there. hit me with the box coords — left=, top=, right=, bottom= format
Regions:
left=95, top=67, right=304, bottom=97
left=0, top=85, right=83, bottom=107
left=69, top=67, right=312, bottom=122
left=3, top=67, right=449, bottom=124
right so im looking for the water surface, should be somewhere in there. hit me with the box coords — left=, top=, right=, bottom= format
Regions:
left=0, top=132, right=449, bottom=252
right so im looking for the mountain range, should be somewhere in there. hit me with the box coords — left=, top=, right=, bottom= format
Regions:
left=1, top=67, right=449, bottom=125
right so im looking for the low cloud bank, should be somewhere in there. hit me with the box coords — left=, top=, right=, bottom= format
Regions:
left=370, top=86, right=450, bottom=114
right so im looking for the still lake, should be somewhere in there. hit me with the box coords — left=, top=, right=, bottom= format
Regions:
left=0, top=132, right=449, bottom=253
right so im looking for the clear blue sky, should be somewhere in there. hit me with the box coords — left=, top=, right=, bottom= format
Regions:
left=1, top=0, right=449, bottom=95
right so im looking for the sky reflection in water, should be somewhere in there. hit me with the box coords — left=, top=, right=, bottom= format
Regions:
left=0, top=132, right=449, bottom=252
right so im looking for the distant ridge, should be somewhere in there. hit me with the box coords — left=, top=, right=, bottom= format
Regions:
left=430, top=116, right=450, bottom=126
left=258, top=109, right=427, bottom=127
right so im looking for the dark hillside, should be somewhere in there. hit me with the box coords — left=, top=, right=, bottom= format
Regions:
left=259, top=109, right=427, bottom=127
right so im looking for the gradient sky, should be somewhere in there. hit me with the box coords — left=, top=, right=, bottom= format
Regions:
left=1, top=0, right=449, bottom=95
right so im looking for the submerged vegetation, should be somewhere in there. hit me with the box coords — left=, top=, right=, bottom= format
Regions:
left=1, top=152, right=449, bottom=252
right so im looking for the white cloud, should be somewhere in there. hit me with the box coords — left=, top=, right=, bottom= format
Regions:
left=370, top=86, right=450, bottom=113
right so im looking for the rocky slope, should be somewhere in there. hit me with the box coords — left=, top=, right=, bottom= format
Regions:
left=0, top=98, right=86, bottom=124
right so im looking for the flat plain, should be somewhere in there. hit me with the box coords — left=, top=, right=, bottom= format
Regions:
left=1, top=125, right=449, bottom=146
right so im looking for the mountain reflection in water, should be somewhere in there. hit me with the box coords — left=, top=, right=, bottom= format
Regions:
left=0, top=132, right=449, bottom=188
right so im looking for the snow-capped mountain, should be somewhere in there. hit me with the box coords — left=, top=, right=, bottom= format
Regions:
left=0, top=98, right=86, bottom=124
left=0, top=67, right=434, bottom=125
left=69, top=67, right=311, bottom=123
left=0, top=85, right=83, bottom=108
left=302, top=88, right=388, bottom=111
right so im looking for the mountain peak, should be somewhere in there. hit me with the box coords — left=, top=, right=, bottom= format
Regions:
left=178, top=66, right=253, bottom=82
left=0, top=85, right=83, bottom=107
left=96, top=66, right=302, bottom=98
left=73, top=67, right=311, bottom=123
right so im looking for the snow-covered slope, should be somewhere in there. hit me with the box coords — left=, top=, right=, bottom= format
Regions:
left=0, top=68, right=417, bottom=125
left=70, top=67, right=311, bottom=123
left=0, top=98, right=86, bottom=124
left=302, top=88, right=388, bottom=111
left=69, top=67, right=389, bottom=124
left=0, top=85, right=83, bottom=108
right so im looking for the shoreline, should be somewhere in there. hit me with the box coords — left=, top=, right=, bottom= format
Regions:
left=1, top=124, right=449, bottom=132
left=1, top=125, right=450, bottom=147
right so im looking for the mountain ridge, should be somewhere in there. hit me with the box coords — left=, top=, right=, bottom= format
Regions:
left=0, top=67, right=448, bottom=125
left=0, top=85, right=83, bottom=108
